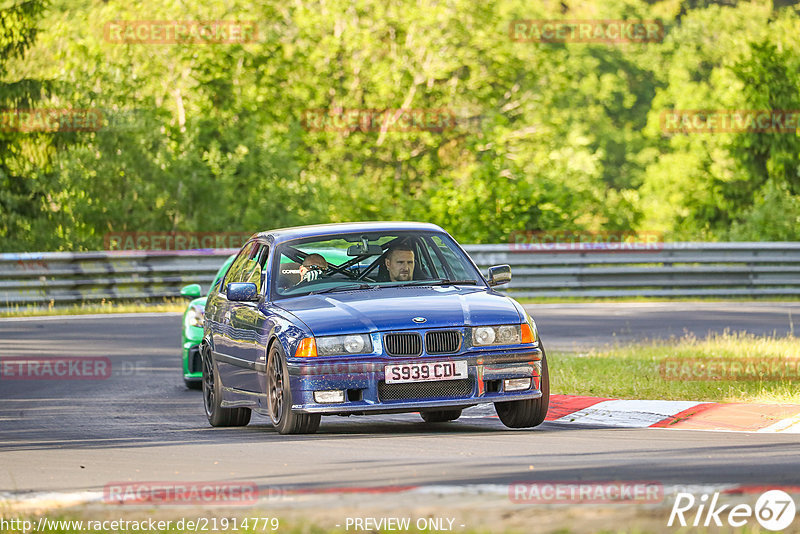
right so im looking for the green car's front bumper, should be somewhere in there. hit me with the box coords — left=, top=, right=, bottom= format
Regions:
left=182, top=303, right=205, bottom=386
left=180, top=254, right=237, bottom=389
left=182, top=333, right=203, bottom=383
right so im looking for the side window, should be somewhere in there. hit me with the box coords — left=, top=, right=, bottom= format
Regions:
left=239, top=243, right=269, bottom=293
left=423, top=238, right=447, bottom=279
left=223, top=242, right=257, bottom=291
left=412, top=241, right=435, bottom=279
left=431, top=236, right=469, bottom=279
left=210, top=256, right=235, bottom=293
left=277, top=251, right=302, bottom=292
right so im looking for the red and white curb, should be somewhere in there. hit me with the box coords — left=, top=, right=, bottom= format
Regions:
left=463, top=395, right=800, bottom=432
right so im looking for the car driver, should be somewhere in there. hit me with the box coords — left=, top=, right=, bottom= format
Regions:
left=299, top=253, right=328, bottom=283
left=385, top=245, right=415, bottom=282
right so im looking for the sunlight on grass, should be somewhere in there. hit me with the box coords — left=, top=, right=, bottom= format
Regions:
left=551, top=332, right=800, bottom=404
left=0, top=299, right=186, bottom=318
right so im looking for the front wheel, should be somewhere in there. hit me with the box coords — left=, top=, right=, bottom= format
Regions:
left=266, top=343, right=320, bottom=435
left=202, top=344, right=251, bottom=427
left=495, top=348, right=550, bottom=429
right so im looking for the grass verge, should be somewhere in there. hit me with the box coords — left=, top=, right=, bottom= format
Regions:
left=0, top=299, right=186, bottom=318
left=551, top=332, right=800, bottom=404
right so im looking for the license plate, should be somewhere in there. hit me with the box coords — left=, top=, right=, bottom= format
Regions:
left=385, top=360, right=468, bottom=384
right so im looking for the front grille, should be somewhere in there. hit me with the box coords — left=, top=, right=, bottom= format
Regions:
left=378, top=378, right=473, bottom=401
left=425, top=330, right=461, bottom=354
left=188, top=346, right=202, bottom=373
left=384, top=332, right=422, bottom=356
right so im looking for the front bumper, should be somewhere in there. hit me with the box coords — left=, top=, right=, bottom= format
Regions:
left=182, top=341, right=202, bottom=380
left=286, top=347, right=543, bottom=414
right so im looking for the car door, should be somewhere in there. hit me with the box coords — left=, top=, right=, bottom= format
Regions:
left=227, top=241, right=271, bottom=393
left=212, top=241, right=257, bottom=390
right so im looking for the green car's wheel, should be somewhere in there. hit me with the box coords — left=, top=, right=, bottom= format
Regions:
left=420, top=409, right=462, bottom=423
left=495, top=348, right=550, bottom=429
left=201, top=344, right=251, bottom=427
left=266, top=343, right=320, bottom=434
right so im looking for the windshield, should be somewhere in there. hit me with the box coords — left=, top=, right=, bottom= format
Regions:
left=271, top=231, right=484, bottom=299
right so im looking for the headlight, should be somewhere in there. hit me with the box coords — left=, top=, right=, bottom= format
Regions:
left=497, top=325, right=518, bottom=344
left=185, top=305, right=205, bottom=328
left=473, top=326, right=497, bottom=345
left=471, top=325, right=530, bottom=346
left=316, top=334, right=373, bottom=356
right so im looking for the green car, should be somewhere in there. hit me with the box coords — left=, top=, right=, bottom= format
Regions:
left=178, top=249, right=351, bottom=389
left=179, top=254, right=236, bottom=389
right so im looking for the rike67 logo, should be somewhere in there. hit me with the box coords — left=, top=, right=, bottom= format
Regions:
left=669, top=490, right=796, bottom=531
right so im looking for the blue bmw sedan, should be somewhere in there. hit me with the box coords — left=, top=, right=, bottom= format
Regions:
left=202, top=222, right=549, bottom=434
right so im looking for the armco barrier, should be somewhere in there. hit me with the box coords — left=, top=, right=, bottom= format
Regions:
left=476, top=241, right=800, bottom=297
left=0, top=249, right=237, bottom=309
left=1, top=242, right=799, bottom=308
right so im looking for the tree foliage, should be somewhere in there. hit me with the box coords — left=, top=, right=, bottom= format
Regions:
left=2, top=0, right=799, bottom=251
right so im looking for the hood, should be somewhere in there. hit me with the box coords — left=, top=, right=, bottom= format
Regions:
left=275, top=286, right=522, bottom=336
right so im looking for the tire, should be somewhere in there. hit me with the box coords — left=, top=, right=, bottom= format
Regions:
left=266, top=343, right=321, bottom=435
left=202, top=344, right=251, bottom=427
left=184, top=377, right=202, bottom=390
left=420, top=409, right=463, bottom=423
left=495, top=347, right=550, bottom=429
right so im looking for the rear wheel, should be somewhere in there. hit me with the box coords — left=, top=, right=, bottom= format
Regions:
left=420, top=409, right=462, bottom=423
left=495, top=348, right=550, bottom=429
left=202, top=344, right=251, bottom=427
left=266, top=343, right=321, bottom=434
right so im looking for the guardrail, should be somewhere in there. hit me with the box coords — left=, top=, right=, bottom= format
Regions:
left=0, top=250, right=237, bottom=309
left=468, top=242, right=800, bottom=298
left=1, top=242, right=799, bottom=309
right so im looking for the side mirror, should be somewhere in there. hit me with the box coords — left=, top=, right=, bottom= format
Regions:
left=227, top=282, right=259, bottom=302
left=180, top=283, right=202, bottom=298
left=487, top=265, right=511, bottom=287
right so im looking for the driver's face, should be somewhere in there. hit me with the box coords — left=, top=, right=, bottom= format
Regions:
left=386, top=250, right=414, bottom=282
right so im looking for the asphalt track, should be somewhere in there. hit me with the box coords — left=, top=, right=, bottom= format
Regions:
left=1, top=302, right=799, bottom=497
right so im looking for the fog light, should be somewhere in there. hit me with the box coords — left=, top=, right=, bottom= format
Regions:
left=504, top=378, right=532, bottom=392
left=313, top=390, right=345, bottom=403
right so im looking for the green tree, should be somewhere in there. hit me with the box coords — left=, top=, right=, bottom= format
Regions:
left=0, top=0, right=56, bottom=251
left=640, top=3, right=800, bottom=240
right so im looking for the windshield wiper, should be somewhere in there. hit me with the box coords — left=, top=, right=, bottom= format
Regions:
left=427, top=278, right=479, bottom=286
left=309, top=283, right=373, bottom=295
left=385, top=279, right=479, bottom=288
